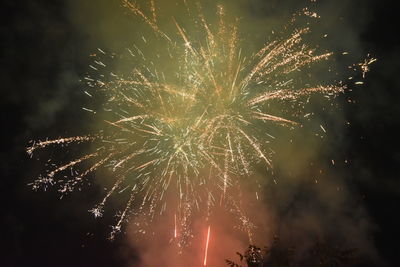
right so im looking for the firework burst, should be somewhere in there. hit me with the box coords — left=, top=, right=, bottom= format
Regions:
left=28, top=0, right=373, bottom=247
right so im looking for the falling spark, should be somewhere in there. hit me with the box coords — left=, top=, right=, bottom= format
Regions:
left=203, top=225, right=211, bottom=266
left=360, top=56, right=377, bottom=78
left=174, top=213, right=177, bottom=238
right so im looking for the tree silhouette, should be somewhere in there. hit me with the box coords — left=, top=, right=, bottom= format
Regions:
left=226, top=237, right=358, bottom=267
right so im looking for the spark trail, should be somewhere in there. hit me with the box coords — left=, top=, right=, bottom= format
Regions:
left=203, top=225, right=211, bottom=266
left=28, top=0, right=374, bottom=248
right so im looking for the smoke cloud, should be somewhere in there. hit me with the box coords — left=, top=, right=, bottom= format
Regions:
left=60, top=0, right=380, bottom=265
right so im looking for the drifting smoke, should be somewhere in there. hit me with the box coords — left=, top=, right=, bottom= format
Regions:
left=124, top=189, right=274, bottom=267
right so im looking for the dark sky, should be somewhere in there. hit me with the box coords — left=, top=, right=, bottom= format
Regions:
left=1, top=0, right=399, bottom=266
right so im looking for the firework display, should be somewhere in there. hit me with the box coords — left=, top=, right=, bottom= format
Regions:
left=27, top=0, right=373, bottom=250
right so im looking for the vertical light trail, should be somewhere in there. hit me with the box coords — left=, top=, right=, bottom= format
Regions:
left=203, top=225, right=211, bottom=266
left=174, top=213, right=177, bottom=238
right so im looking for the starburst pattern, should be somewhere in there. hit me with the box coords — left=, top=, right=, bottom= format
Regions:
left=28, top=0, right=373, bottom=245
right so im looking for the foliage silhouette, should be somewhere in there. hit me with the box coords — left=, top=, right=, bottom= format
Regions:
left=226, top=237, right=358, bottom=267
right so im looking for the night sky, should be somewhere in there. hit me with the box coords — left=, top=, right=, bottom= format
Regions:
left=2, top=0, right=399, bottom=266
